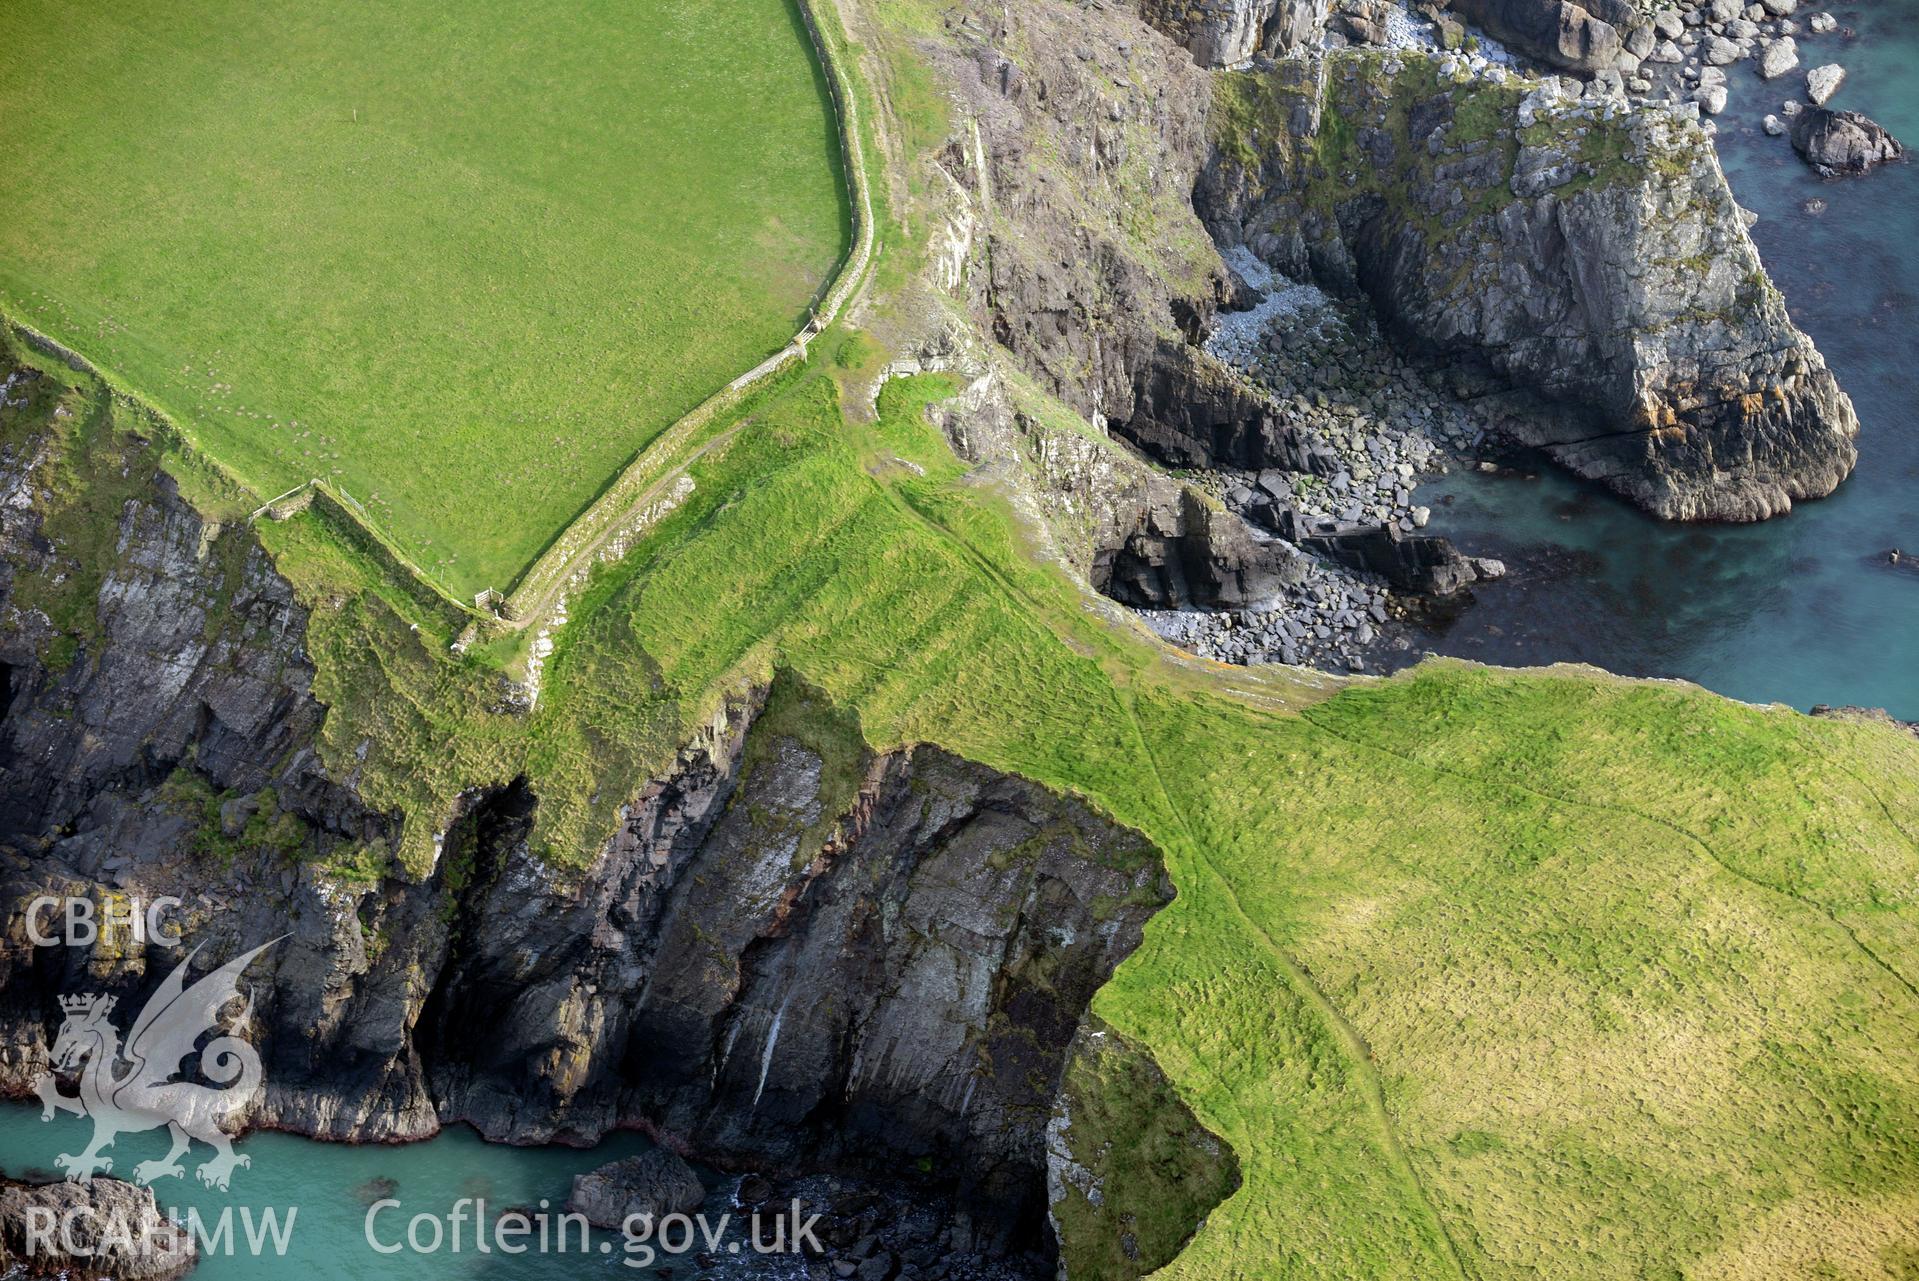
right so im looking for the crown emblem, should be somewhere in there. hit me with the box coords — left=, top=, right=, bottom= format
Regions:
left=58, top=993, right=114, bottom=1017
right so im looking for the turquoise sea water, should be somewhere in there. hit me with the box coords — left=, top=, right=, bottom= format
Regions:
left=0, top=1104, right=809, bottom=1281
left=0, top=1106, right=737, bottom=1277
left=1424, top=0, right=1919, bottom=717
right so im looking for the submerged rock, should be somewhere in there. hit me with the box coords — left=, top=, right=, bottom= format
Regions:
left=1791, top=107, right=1905, bottom=176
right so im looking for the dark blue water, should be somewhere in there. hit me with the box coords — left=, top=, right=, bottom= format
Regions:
left=1424, top=0, right=1919, bottom=717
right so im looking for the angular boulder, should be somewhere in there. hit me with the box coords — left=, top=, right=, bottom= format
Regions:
left=1758, top=36, right=1799, bottom=79
left=1791, top=107, right=1905, bottom=176
left=1805, top=62, right=1845, bottom=104
left=568, top=1150, right=707, bottom=1229
left=1446, top=0, right=1630, bottom=72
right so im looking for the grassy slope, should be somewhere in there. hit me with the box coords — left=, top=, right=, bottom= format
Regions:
left=7, top=6, right=1916, bottom=1271
left=234, top=346, right=1919, bottom=1278
left=0, top=0, right=848, bottom=596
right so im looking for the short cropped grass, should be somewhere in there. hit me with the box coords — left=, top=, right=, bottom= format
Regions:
left=0, top=0, right=849, bottom=595
left=12, top=326, right=1919, bottom=1275
left=213, top=351, right=1919, bottom=1278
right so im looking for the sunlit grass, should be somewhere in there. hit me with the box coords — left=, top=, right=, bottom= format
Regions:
left=0, top=0, right=849, bottom=596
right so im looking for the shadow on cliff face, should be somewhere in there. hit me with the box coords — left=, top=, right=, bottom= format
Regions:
left=400, top=673, right=1227, bottom=1269
left=0, top=645, right=1238, bottom=1275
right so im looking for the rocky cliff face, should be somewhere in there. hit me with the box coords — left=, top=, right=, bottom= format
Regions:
left=0, top=365, right=1197, bottom=1260
left=1200, top=52, right=1859, bottom=520
left=923, top=3, right=1853, bottom=532
left=1136, top=0, right=1331, bottom=66
left=923, top=0, right=1295, bottom=474
left=1444, top=0, right=1643, bottom=72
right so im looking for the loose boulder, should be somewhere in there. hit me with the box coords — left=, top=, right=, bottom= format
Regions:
left=568, top=1151, right=707, bottom=1229
left=1805, top=62, right=1845, bottom=104
left=1791, top=107, right=1904, bottom=176
left=1445, top=0, right=1627, bottom=72
left=1758, top=36, right=1798, bottom=78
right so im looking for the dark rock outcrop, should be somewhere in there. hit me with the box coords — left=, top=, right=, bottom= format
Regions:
left=1201, top=53, right=1860, bottom=522
left=0, top=375, right=1220, bottom=1264
left=1790, top=107, right=1905, bottom=177
left=0, top=1177, right=196, bottom=1281
left=568, top=1151, right=706, bottom=1228
left=1095, top=486, right=1310, bottom=609
left=1299, top=521, right=1494, bottom=594
left=1444, top=0, right=1638, bottom=72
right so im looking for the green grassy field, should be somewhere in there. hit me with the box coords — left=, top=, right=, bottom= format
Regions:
left=0, top=0, right=848, bottom=596
left=11, top=309, right=1919, bottom=1276
left=6, top=3, right=1917, bottom=1269
left=234, top=349, right=1919, bottom=1278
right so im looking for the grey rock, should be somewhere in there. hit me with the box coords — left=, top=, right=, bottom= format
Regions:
left=1758, top=36, right=1799, bottom=78
left=1198, top=52, right=1858, bottom=522
left=0, top=1178, right=196, bottom=1281
left=1139, top=0, right=1330, bottom=65
left=1791, top=107, right=1905, bottom=176
left=1806, top=62, right=1845, bottom=104
left=1444, top=0, right=1627, bottom=72
left=569, top=1151, right=706, bottom=1229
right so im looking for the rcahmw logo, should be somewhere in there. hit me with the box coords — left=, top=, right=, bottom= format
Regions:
left=36, top=938, right=281, bottom=1189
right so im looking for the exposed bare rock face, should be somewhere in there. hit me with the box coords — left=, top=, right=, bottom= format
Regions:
left=0, top=383, right=1211, bottom=1264
left=1443, top=0, right=1642, bottom=72
left=923, top=0, right=1308, bottom=475
left=0, top=1177, right=196, bottom=1281
left=1200, top=53, right=1860, bottom=521
left=1095, top=484, right=1312, bottom=609
left=920, top=1, right=1855, bottom=535
left=1136, top=0, right=1331, bottom=66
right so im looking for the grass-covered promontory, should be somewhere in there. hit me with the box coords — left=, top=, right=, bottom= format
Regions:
left=0, top=0, right=849, bottom=596
left=5, top=0, right=1917, bottom=1272
left=16, top=325, right=1909, bottom=1277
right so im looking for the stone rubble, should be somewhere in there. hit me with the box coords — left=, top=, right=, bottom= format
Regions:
left=1161, top=245, right=1519, bottom=675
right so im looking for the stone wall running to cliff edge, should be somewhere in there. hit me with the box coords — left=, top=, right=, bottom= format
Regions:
left=0, top=368, right=1212, bottom=1267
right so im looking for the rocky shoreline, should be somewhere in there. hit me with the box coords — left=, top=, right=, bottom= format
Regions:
left=1137, top=246, right=1515, bottom=674
left=1104, top=0, right=1884, bottom=679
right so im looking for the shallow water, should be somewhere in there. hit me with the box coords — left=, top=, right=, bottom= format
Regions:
left=1423, top=0, right=1919, bottom=716
left=0, top=1104, right=807, bottom=1278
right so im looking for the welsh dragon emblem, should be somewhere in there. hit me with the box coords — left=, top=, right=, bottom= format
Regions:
left=34, top=939, right=280, bottom=1190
